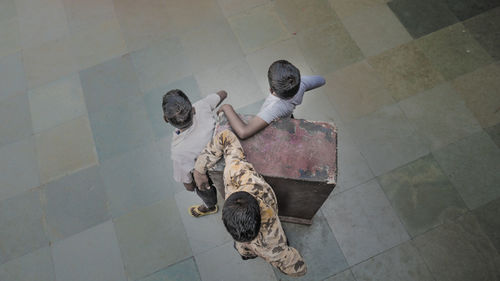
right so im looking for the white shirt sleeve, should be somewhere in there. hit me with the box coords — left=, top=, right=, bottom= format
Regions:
left=301, top=75, right=326, bottom=92
left=203, top=93, right=221, bottom=111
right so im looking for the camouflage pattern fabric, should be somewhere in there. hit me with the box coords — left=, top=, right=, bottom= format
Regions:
left=194, top=130, right=307, bottom=277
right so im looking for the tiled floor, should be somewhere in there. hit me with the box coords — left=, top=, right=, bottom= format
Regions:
left=0, top=0, right=499, bottom=280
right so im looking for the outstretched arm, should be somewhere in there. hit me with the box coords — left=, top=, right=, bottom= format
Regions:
left=215, top=90, right=227, bottom=107
left=218, top=104, right=268, bottom=139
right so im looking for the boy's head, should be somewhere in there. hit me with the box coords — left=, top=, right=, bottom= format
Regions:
left=162, top=89, right=193, bottom=129
left=268, top=60, right=301, bottom=99
left=222, top=191, right=261, bottom=242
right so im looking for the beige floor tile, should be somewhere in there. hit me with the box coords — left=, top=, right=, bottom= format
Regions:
left=228, top=3, right=290, bottom=54
left=22, top=36, right=78, bottom=89
left=342, top=4, right=412, bottom=57
left=368, top=42, right=444, bottom=101
left=165, top=0, right=226, bottom=35
left=452, top=62, right=500, bottom=128
left=35, top=116, right=98, bottom=184
left=245, top=38, right=312, bottom=94
left=274, top=0, right=339, bottom=33
left=217, top=0, right=269, bottom=17
left=0, top=18, right=21, bottom=59
left=293, top=88, right=342, bottom=123
left=324, top=60, right=394, bottom=122
left=62, top=0, right=115, bottom=31
left=329, top=0, right=389, bottom=19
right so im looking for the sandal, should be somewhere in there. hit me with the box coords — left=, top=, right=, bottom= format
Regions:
left=189, top=205, right=218, bottom=217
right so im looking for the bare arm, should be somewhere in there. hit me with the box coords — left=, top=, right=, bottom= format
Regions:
left=216, top=90, right=227, bottom=107
left=218, top=104, right=268, bottom=139
left=183, top=181, right=195, bottom=192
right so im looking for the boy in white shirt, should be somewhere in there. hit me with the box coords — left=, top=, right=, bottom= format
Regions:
left=162, top=89, right=227, bottom=217
left=218, top=60, right=325, bottom=139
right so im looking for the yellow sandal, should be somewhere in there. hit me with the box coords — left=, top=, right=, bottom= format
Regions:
left=189, top=205, right=218, bottom=217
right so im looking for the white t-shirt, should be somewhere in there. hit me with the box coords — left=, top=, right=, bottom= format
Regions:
left=257, top=75, right=326, bottom=124
left=170, top=94, right=220, bottom=184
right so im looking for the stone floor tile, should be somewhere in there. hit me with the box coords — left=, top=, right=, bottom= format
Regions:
left=195, top=241, right=278, bottom=281
left=0, top=137, right=39, bottom=201
left=35, top=116, right=98, bottom=184
left=217, top=0, right=269, bottom=17
left=485, top=123, right=500, bottom=148
left=451, top=62, right=500, bottom=128
left=0, top=92, right=32, bottom=147
left=245, top=38, right=312, bottom=95
left=182, top=19, right=244, bottom=73
left=235, top=98, right=265, bottom=115
left=388, top=0, right=458, bottom=39
left=174, top=191, right=231, bottom=255
left=228, top=3, right=290, bottom=54
left=138, top=258, right=201, bottom=281
left=195, top=58, right=265, bottom=109
left=0, top=52, right=26, bottom=101
left=378, top=154, right=468, bottom=237
left=100, top=141, right=173, bottom=218
left=416, top=23, right=493, bottom=80
left=52, top=221, right=127, bottom=281
left=322, top=179, right=409, bottom=265
left=345, top=104, right=430, bottom=176
left=368, top=42, right=444, bottom=101
left=297, top=21, right=363, bottom=75
left=274, top=0, right=339, bottom=34
left=399, top=83, right=482, bottom=150
left=292, top=89, right=342, bottom=123
left=323, top=269, right=356, bottom=281
left=131, top=36, right=192, bottom=93
left=88, top=95, right=154, bottom=161
left=328, top=0, right=388, bottom=19
left=473, top=197, right=500, bottom=253
left=42, top=166, right=110, bottom=242
left=274, top=212, right=348, bottom=281
left=62, top=0, right=115, bottom=31
left=114, top=0, right=174, bottom=52
left=412, top=213, right=500, bottom=281
left=444, top=0, right=500, bottom=21
left=433, top=131, right=500, bottom=209
left=79, top=54, right=141, bottom=113
left=342, top=4, right=412, bottom=57
left=0, top=17, right=21, bottom=59
left=164, top=0, right=226, bottom=36
left=69, top=17, right=127, bottom=70
left=0, top=189, right=49, bottom=264
left=464, top=7, right=500, bottom=60
left=113, top=198, right=191, bottom=281
left=0, top=0, right=16, bottom=21
left=28, top=74, right=87, bottom=133
left=22, top=36, right=78, bottom=89
left=324, top=60, right=394, bottom=122
left=351, top=241, right=434, bottom=281
left=143, top=75, right=201, bottom=139
left=0, top=247, right=55, bottom=281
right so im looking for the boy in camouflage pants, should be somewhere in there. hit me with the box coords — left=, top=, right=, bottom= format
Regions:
left=193, top=129, right=307, bottom=277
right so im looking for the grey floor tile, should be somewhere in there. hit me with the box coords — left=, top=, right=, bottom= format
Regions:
left=328, top=0, right=389, bottom=19
left=274, top=0, right=339, bottom=34
left=345, top=104, right=430, bottom=176
left=0, top=0, right=16, bottom=21
left=138, top=258, right=201, bottom=281
left=195, top=241, right=278, bottom=281
left=100, top=141, right=173, bottom=218
left=322, top=179, right=409, bottom=265
left=399, top=83, right=482, bottom=150
left=0, top=247, right=55, bottom=281
left=412, top=213, right=500, bottom=281
left=143, top=75, right=201, bottom=139
left=79, top=54, right=142, bottom=113
left=62, top=0, right=115, bottom=31
left=52, top=220, right=126, bottom=281
left=0, top=52, right=26, bottom=101
left=416, top=23, right=493, bottom=81
left=378, top=154, right=468, bottom=237
left=113, top=198, right=192, bottom=281
left=0, top=189, right=49, bottom=264
left=444, top=0, right=500, bottom=21
left=433, top=131, right=500, bottom=209
left=0, top=92, right=32, bottom=147
left=235, top=98, right=265, bottom=115
left=473, top=197, right=500, bottom=253
left=0, top=137, right=39, bottom=202
left=42, top=166, right=110, bottom=242
left=323, top=269, right=356, bottom=281
left=274, top=212, right=348, bottom=281
left=217, top=0, right=270, bottom=18
left=388, top=0, right=458, bottom=38
left=485, top=123, right=500, bottom=148
left=0, top=17, right=20, bottom=59
left=351, top=241, right=434, bottom=281
left=464, top=7, right=500, bottom=60
left=89, top=95, right=154, bottom=162
left=174, top=191, right=232, bottom=255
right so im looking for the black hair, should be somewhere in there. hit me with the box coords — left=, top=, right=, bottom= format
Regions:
left=222, top=191, right=261, bottom=242
left=162, top=89, right=193, bottom=129
left=268, top=60, right=301, bottom=99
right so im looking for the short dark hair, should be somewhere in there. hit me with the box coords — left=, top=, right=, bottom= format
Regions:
left=222, top=191, right=261, bottom=242
left=162, top=89, right=193, bottom=129
left=268, top=60, right=301, bottom=99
